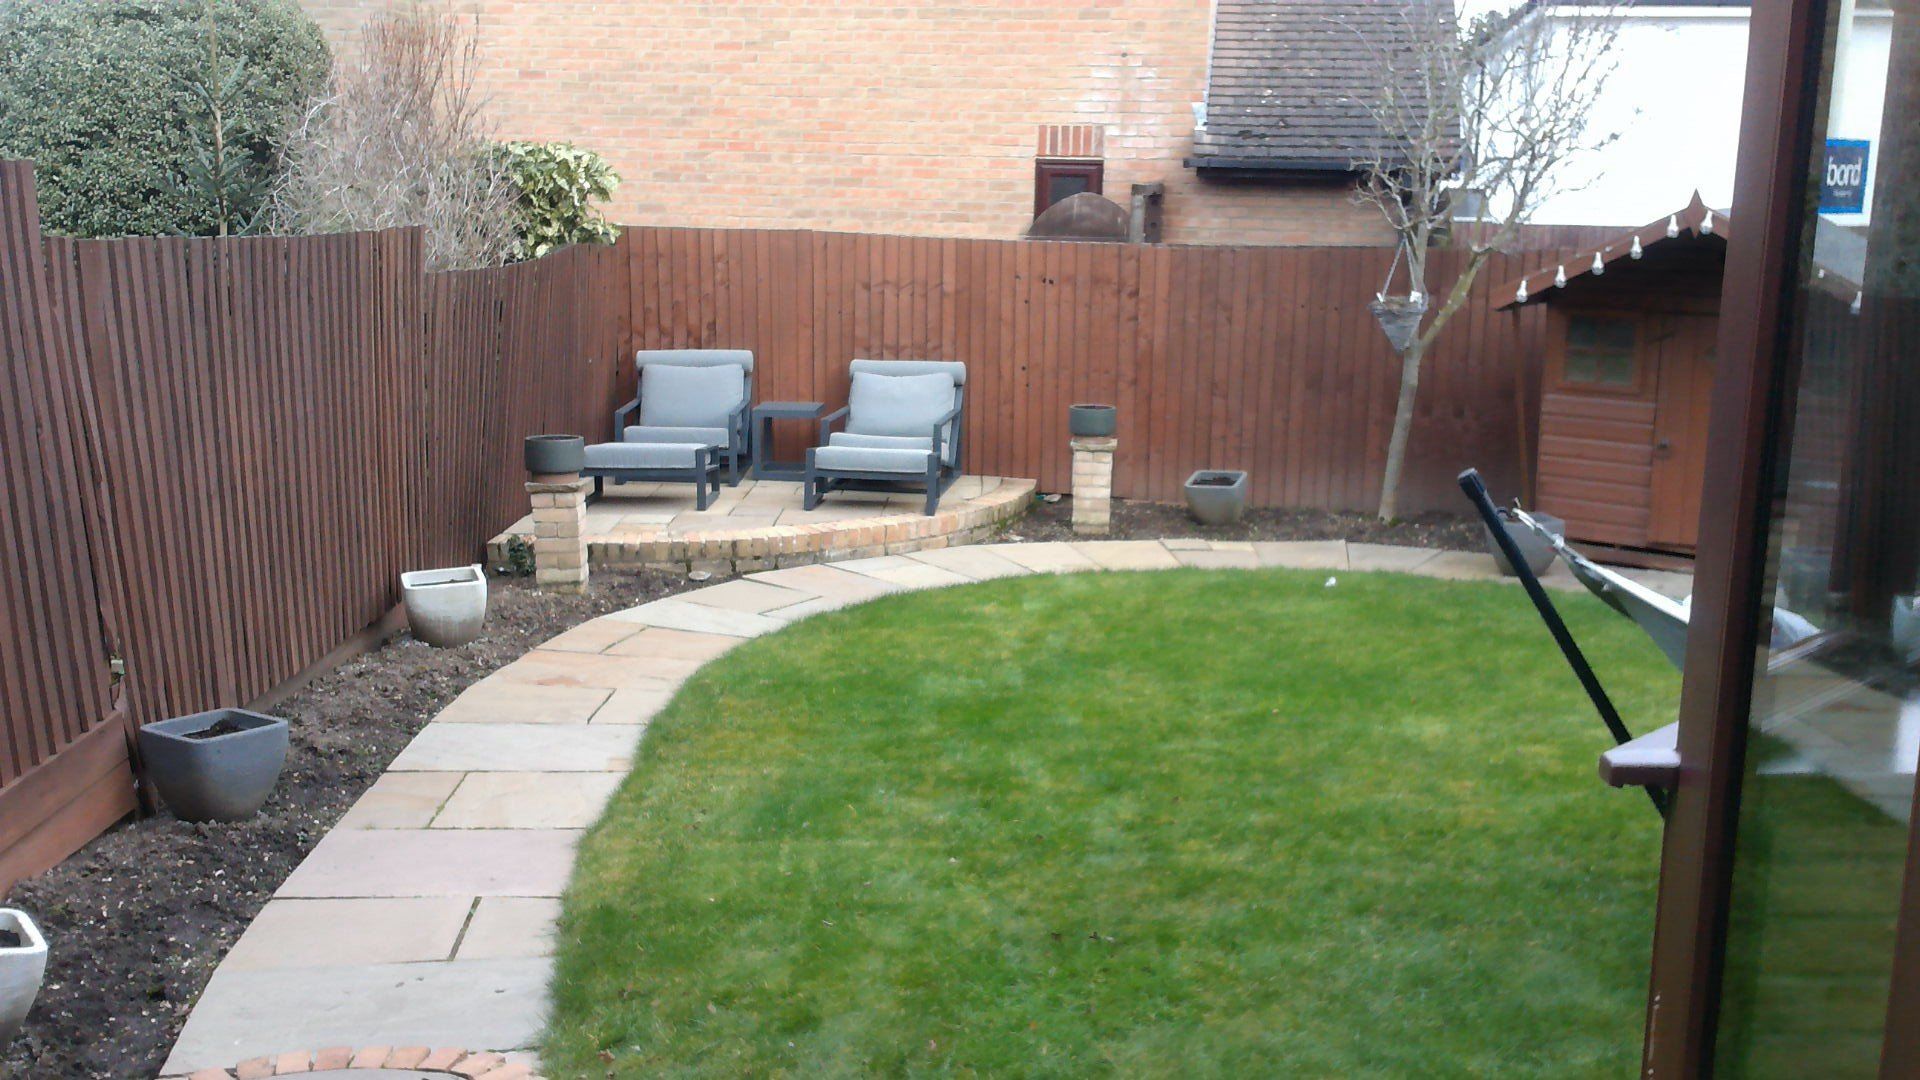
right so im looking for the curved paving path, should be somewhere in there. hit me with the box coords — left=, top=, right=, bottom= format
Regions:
left=161, top=539, right=1690, bottom=1077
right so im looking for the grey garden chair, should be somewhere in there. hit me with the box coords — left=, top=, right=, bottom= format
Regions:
left=805, top=359, right=965, bottom=515
left=612, top=349, right=754, bottom=486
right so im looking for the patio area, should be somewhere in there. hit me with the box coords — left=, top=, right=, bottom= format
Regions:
left=486, top=475, right=1036, bottom=573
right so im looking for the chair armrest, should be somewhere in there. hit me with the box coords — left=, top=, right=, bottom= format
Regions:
left=817, top=405, right=851, bottom=446
left=728, top=398, right=752, bottom=451
left=613, top=396, right=642, bottom=441
left=929, top=404, right=964, bottom=463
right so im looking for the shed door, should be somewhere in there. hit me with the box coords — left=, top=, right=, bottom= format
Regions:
left=1648, top=314, right=1717, bottom=551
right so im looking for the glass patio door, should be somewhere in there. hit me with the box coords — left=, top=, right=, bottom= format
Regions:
left=1641, top=0, right=1920, bottom=1074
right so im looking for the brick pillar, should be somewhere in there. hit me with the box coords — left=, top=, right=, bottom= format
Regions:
left=1071, top=436, right=1115, bottom=535
left=526, top=474, right=591, bottom=593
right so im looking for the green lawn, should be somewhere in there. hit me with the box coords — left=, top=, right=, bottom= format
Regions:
left=545, top=568, right=1680, bottom=1078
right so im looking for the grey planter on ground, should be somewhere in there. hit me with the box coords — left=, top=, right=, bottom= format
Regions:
left=524, top=434, right=585, bottom=476
left=1069, top=403, right=1117, bottom=438
left=1485, top=509, right=1566, bottom=577
left=0, top=908, right=46, bottom=1044
left=1184, top=470, right=1249, bottom=526
left=401, top=564, right=489, bottom=647
left=137, top=709, right=289, bottom=823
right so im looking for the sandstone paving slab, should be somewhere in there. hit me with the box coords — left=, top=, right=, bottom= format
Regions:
left=1252, top=540, right=1349, bottom=570
left=1172, top=547, right=1261, bottom=569
left=1346, top=543, right=1442, bottom=573
left=493, top=649, right=695, bottom=690
left=275, top=829, right=581, bottom=899
left=761, top=596, right=847, bottom=623
left=390, top=723, right=640, bottom=773
left=746, top=563, right=901, bottom=602
left=677, top=578, right=816, bottom=613
left=335, top=773, right=463, bottom=831
left=431, top=681, right=610, bottom=725
left=991, top=542, right=1100, bottom=574
left=455, top=898, right=563, bottom=961
left=1072, top=541, right=1180, bottom=571
left=1415, top=550, right=1504, bottom=582
left=603, top=626, right=743, bottom=662
left=1161, top=537, right=1211, bottom=551
left=160, top=957, right=553, bottom=1075
left=903, top=545, right=1032, bottom=580
left=603, top=597, right=788, bottom=637
left=433, top=772, right=623, bottom=829
left=220, top=898, right=471, bottom=971
left=526, top=618, right=645, bottom=655
left=833, top=554, right=975, bottom=590
left=589, top=687, right=674, bottom=725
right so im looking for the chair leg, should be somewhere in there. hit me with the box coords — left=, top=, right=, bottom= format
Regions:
left=803, top=454, right=822, bottom=510
left=694, top=452, right=711, bottom=511
left=923, top=457, right=942, bottom=515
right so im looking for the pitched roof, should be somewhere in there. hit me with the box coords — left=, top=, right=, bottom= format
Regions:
left=1190, top=0, right=1453, bottom=173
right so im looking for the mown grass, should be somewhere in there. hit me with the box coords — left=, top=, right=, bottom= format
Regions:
left=545, top=568, right=1680, bottom=1078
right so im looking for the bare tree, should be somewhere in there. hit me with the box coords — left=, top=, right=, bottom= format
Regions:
left=270, top=2, right=517, bottom=270
left=1344, top=1, right=1626, bottom=520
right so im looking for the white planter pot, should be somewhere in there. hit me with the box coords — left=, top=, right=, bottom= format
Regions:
left=0, top=908, right=47, bottom=1044
left=400, top=564, right=489, bottom=647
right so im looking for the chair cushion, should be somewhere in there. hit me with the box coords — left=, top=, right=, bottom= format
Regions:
left=584, top=442, right=710, bottom=470
left=812, top=443, right=935, bottom=474
left=624, top=425, right=730, bottom=447
left=637, top=348, right=755, bottom=374
left=639, top=363, right=744, bottom=430
left=828, top=432, right=934, bottom=452
left=845, top=371, right=954, bottom=438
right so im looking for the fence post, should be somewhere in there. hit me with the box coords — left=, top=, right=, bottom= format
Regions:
left=1071, top=436, right=1116, bottom=535
left=527, top=475, right=592, bottom=593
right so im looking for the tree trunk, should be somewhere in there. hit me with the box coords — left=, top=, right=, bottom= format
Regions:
left=1378, top=336, right=1425, bottom=520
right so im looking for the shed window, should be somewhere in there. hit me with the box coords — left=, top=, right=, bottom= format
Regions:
left=1565, top=315, right=1638, bottom=387
left=1035, top=160, right=1103, bottom=217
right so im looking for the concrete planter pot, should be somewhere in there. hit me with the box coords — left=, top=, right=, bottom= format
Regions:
left=524, top=434, right=585, bottom=476
left=138, top=709, right=289, bottom=823
left=1069, top=403, right=1117, bottom=438
left=0, top=908, right=47, bottom=1044
left=1184, top=470, right=1249, bottom=526
left=401, top=564, right=489, bottom=647
left=1485, top=509, right=1566, bottom=577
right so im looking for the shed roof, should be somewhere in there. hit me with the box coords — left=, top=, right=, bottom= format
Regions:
left=1495, top=193, right=1729, bottom=310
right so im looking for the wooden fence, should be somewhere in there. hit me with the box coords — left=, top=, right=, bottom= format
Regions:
left=0, top=162, right=629, bottom=890
left=626, top=227, right=1551, bottom=513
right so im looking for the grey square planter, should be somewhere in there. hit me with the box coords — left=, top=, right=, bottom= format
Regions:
left=401, top=564, right=489, bottom=647
left=1484, top=509, right=1565, bottom=577
left=137, top=708, right=289, bottom=823
left=0, top=908, right=46, bottom=1044
left=1184, top=470, right=1249, bottom=526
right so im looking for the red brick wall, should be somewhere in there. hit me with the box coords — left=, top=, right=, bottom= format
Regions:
left=298, top=0, right=1393, bottom=246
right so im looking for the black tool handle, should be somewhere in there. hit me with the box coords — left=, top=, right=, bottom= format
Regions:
left=1458, top=468, right=1668, bottom=817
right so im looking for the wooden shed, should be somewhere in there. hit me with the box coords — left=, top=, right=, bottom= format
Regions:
left=1499, top=196, right=1731, bottom=559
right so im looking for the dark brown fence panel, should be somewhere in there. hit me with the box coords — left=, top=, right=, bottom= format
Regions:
left=626, top=228, right=1546, bottom=513
left=1, top=158, right=630, bottom=890
left=417, top=241, right=630, bottom=568
left=0, top=163, right=134, bottom=890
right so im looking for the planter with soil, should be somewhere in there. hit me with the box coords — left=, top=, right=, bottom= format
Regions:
left=524, top=434, right=585, bottom=477
left=1484, top=508, right=1566, bottom=578
left=1184, top=470, right=1249, bottom=526
left=137, top=709, right=289, bottom=823
left=1069, top=403, right=1117, bottom=438
left=401, top=564, right=489, bottom=647
left=0, top=909, right=47, bottom=1044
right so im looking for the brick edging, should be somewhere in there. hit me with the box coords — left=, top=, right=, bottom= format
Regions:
left=489, top=478, right=1036, bottom=574
left=174, top=1045, right=540, bottom=1079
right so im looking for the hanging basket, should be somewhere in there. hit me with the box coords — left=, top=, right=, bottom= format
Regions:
left=1369, top=295, right=1428, bottom=354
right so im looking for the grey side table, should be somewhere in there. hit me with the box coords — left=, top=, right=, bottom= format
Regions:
left=751, top=401, right=825, bottom=481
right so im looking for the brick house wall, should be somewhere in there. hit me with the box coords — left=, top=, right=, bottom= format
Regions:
left=297, top=0, right=1393, bottom=246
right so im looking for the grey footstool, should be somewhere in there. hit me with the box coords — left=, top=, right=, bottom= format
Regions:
left=582, top=442, right=723, bottom=510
